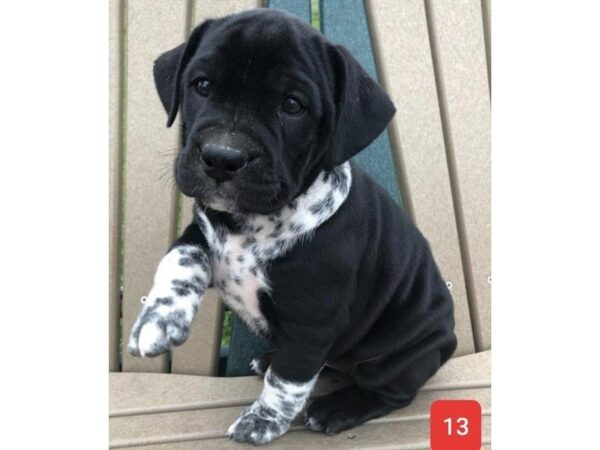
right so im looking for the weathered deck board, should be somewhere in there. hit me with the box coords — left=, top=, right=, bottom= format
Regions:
left=365, top=0, right=475, bottom=356
left=114, top=414, right=491, bottom=449
left=110, top=352, right=491, bottom=449
left=111, top=390, right=489, bottom=448
left=170, top=289, right=224, bottom=376
left=482, top=0, right=492, bottom=94
left=120, top=438, right=491, bottom=450
left=109, top=0, right=122, bottom=372
left=426, top=0, right=492, bottom=350
left=111, top=351, right=490, bottom=415
left=120, top=0, right=188, bottom=372
left=111, top=350, right=490, bottom=448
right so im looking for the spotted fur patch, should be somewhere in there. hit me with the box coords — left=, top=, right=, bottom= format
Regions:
left=127, top=245, right=211, bottom=357
left=196, top=162, right=352, bottom=334
left=227, top=368, right=318, bottom=445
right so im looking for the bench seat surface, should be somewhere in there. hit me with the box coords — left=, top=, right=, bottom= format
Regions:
left=110, top=351, right=491, bottom=449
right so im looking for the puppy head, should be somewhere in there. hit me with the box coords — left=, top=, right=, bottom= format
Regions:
left=154, top=9, right=395, bottom=214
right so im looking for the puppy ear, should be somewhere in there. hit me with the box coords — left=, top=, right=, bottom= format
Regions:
left=153, top=42, right=185, bottom=116
left=153, top=20, right=213, bottom=127
left=325, top=45, right=396, bottom=168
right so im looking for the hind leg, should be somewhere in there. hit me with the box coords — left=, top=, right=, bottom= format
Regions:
left=304, top=384, right=405, bottom=434
left=305, top=342, right=454, bottom=434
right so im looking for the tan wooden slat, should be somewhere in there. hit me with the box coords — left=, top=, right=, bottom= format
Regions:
left=110, top=371, right=350, bottom=418
left=423, top=348, right=490, bottom=390
left=426, top=0, right=492, bottom=350
left=111, top=351, right=490, bottom=416
left=482, top=0, right=491, bottom=93
left=170, top=289, right=224, bottom=375
left=120, top=430, right=491, bottom=450
left=193, top=0, right=263, bottom=24
left=116, top=415, right=491, bottom=449
left=109, top=0, right=122, bottom=373
left=266, top=418, right=492, bottom=450
left=111, top=387, right=489, bottom=448
left=121, top=0, right=189, bottom=372
left=117, top=435, right=492, bottom=450
left=113, top=374, right=492, bottom=450
left=170, top=0, right=262, bottom=376
left=116, top=416, right=491, bottom=450
left=366, top=0, right=475, bottom=356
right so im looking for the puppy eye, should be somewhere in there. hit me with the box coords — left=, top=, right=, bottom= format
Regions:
left=195, top=78, right=210, bottom=97
left=281, top=96, right=304, bottom=115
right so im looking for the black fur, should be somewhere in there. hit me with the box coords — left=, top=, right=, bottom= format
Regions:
left=153, top=9, right=395, bottom=215
left=152, top=9, right=456, bottom=439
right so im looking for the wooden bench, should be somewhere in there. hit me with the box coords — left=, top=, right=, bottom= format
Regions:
left=109, top=0, right=491, bottom=447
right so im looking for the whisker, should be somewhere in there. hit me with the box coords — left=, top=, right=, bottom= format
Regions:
left=160, top=176, right=176, bottom=191
left=156, top=165, right=174, bottom=181
left=155, top=147, right=179, bottom=161
left=154, top=164, right=176, bottom=190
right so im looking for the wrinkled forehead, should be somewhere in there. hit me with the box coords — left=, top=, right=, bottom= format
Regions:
left=185, top=14, right=323, bottom=99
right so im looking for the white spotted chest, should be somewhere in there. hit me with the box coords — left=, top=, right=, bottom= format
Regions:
left=194, top=162, right=352, bottom=334
left=212, top=233, right=270, bottom=332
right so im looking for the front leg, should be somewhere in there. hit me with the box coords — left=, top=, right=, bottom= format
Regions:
left=127, top=223, right=211, bottom=357
left=227, top=367, right=319, bottom=445
left=250, top=350, right=275, bottom=377
left=228, top=341, right=328, bottom=445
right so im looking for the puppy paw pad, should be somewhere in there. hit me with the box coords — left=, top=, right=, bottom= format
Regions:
left=227, top=411, right=285, bottom=445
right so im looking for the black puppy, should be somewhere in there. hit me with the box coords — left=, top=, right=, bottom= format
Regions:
left=128, top=9, right=456, bottom=445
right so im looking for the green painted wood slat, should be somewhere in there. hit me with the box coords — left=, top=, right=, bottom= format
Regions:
left=320, top=0, right=403, bottom=206
left=268, top=0, right=311, bottom=20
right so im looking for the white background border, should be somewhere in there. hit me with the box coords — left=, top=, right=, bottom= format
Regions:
left=1, top=0, right=599, bottom=448
left=0, top=1, right=107, bottom=448
left=494, top=0, right=600, bottom=447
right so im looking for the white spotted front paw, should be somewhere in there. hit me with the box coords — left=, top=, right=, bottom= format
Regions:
left=227, top=407, right=289, bottom=445
left=127, top=296, right=192, bottom=357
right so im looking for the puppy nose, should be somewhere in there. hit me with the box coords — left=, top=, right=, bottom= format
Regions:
left=200, top=144, right=247, bottom=179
